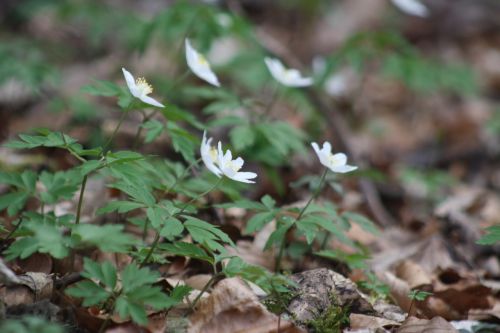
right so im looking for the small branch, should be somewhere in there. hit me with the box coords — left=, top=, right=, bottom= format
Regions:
left=74, top=175, right=88, bottom=225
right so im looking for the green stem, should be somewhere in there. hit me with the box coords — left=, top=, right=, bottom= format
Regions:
left=103, top=110, right=129, bottom=153
left=274, top=168, right=329, bottom=272
left=75, top=175, right=88, bottom=225
left=132, top=109, right=159, bottom=149
left=190, top=272, right=222, bottom=311
left=140, top=232, right=160, bottom=268
left=177, top=177, right=223, bottom=216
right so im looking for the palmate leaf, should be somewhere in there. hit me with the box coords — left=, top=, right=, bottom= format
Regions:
left=183, top=216, right=235, bottom=252
left=142, top=119, right=164, bottom=143
left=4, top=214, right=72, bottom=260
left=159, top=242, right=213, bottom=263
left=72, top=224, right=136, bottom=253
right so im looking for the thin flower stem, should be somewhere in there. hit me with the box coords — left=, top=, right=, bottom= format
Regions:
left=169, top=70, right=190, bottom=92
left=177, top=177, right=223, bottom=216
left=190, top=272, right=222, bottom=311
left=274, top=168, right=329, bottom=272
left=74, top=175, right=88, bottom=225
left=132, top=109, right=160, bottom=149
left=140, top=232, right=160, bottom=268
left=103, top=110, right=129, bottom=153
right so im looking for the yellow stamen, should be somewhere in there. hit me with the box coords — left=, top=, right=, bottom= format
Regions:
left=197, top=54, right=208, bottom=67
left=136, top=77, right=153, bottom=95
left=209, top=147, right=217, bottom=160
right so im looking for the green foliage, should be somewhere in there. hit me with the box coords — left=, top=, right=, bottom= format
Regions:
left=306, top=296, right=350, bottom=333
left=408, top=289, right=433, bottom=301
left=223, top=257, right=292, bottom=294
left=325, top=31, right=477, bottom=95
left=477, top=225, right=500, bottom=245
left=315, top=249, right=370, bottom=270
left=67, top=259, right=189, bottom=325
left=0, top=316, right=64, bottom=333
left=358, top=272, right=390, bottom=300
left=4, top=213, right=73, bottom=260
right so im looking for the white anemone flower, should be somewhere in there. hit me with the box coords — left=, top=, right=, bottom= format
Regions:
left=217, top=142, right=257, bottom=183
left=121, top=68, right=164, bottom=108
left=185, top=39, right=220, bottom=87
left=264, top=57, right=313, bottom=87
left=391, top=0, right=429, bottom=17
left=311, top=142, right=357, bottom=173
left=201, top=131, right=222, bottom=177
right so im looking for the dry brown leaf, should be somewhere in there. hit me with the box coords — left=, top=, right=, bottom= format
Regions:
left=349, top=313, right=401, bottom=330
left=15, top=253, right=53, bottom=274
left=468, top=302, right=500, bottom=321
left=396, top=316, right=458, bottom=333
left=395, top=260, right=432, bottom=289
left=376, top=271, right=412, bottom=313
left=188, top=277, right=304, bottom=333
left=185, top=274, right=212, bottom=291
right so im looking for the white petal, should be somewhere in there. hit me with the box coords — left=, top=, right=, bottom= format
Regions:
left=286, top=77, right=313, bottom=87
left=185, top=39, right=220, bottom=87
left=311, top=142, right=321, bottom=157
left=321, top=142, right=332, bottom=155
left=122, top=67, right=138, bottom=97
left=330, top=164, right=358, bottom=174
left=391, top=0, right=428, bottom=17
left=231, top=171, right=257, bottom=183
left=330, top=153, right=347, bottom=166
left=139, top=95, right=164, bottom=108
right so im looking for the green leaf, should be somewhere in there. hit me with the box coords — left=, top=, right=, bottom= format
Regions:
left=264, top=216, right=294, bottom=250
left=66, top=280, right=111, bottom=306
left=142, top=119, right=164, bottom=143
left=261, top=195, right=276, bottom=210
left=72, top=224, right=136, bottom=253
left=120, top=264, right=159, bottom=293
left=477, top=225, right=500, bottom=245
left=229, top=125, right=256, bottom=151
left=159, top=242, right=213, bottom=263
left=0, top=191, right=30, bottom=216
left=216, top=199, right=265, bottom=210
left=184, top=216, right=235, bottom=250
left=244, top=211, right=275, bottom=235
left=96, top=200, right=145, bottom=215
left=342, top=212, right=380, bottom=235
left=160, top=217, right=184, bottom=239
left=167, top=122, right=197, bottom=164
left=115, top=297, right=148, bottom=325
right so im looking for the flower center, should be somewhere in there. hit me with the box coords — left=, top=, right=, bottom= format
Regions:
left=224, top=160, right=241, bottom=173
left=135, top=77, right=153, bottom=95
left=327, top=154, right=342, bottom=166
left=197, top=54, right=209, bottom=67
left=209, top=147, right=218, bottom=161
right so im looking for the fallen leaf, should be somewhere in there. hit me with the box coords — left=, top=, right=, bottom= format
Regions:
left=396, top=316, right=458, bottom=333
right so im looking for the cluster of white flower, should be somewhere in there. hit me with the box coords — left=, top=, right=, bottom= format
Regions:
left=122, top=39, right=357, bottom=184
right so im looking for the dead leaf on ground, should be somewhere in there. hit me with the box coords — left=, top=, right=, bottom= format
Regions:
left=395, top=260, right=432, bottom=289
left=349, top=313, right=401, bottom=330
left=188, top=277, right=304, bottom=333
left=396, top=316, right=458, bottom=333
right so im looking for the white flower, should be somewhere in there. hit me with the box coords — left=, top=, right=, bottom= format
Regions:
left=391, top=0, right=429, bottom=17
left=201, top=131, right=222, bottom=177
left=264, top=57, right=313, bottom=87
left=217, top=142, right=257, bottom=183
left=311, top=142, right=357, bottom=173
left=121, top=68, right=164, bottom=108
left=185, top=39, right=220, bottom=87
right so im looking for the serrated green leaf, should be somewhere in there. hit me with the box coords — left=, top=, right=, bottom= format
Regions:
left=342, top=212, right=380, bottom=235
left=159, top=242, right=213, bottom=263
left=160, top=217, right=184, bottom=239
left=96, top=200, right=145, bottom=215
left=66, top=280, right=110, bottom=306
left=142, top=119, right=164, bottom=143
left=477, top=225, right=500, bottom=245
left=73, top=224, right=136, bottom=253
left=244, top=211, right=275, bottom=235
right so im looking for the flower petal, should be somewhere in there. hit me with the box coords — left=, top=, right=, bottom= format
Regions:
left=330, top=164, right=358, bottom=174
left=330, top=153, right=347, bottom=167
left=140, top=95, right=165, bottom=108
left=122, top=67, right=138, bottom=97
left=185, top=39, right=220, bottom=87
left=391, top=0, right=428, bottom=17
left=231, top=171, right=257, bottom=183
